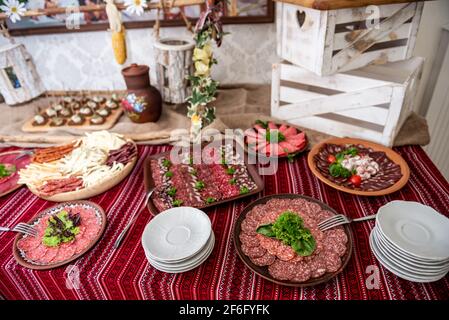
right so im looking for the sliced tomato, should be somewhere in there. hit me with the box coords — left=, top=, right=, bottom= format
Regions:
left=327, top=155, right=336, bottom=163
left=349, top=175, right=362, bottom=187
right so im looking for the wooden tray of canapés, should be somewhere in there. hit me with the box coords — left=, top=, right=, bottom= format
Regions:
left=234, top=194, right=353, bottom=287
left=144, top=140, right=264, bottom=215
left=22, top=94, right=123, bottom=133
left=13, top=201, right=107, bottom=270
left=18, top=131, right=137, bottom=202
left=308, top=138, right=410, bottom=196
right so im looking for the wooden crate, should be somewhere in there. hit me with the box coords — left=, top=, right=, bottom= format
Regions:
left=276, top=0, right=424, bottom=75
left=271, top=57, right=424, bottom=146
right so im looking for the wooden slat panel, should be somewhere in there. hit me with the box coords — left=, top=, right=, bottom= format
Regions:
left=280, top=63, right=392, bottom=92
left=333, top=23, right=412, bottom=51
left=334, top=3, right=407, bottom=24
left=273, top=0, right=428, bottom=11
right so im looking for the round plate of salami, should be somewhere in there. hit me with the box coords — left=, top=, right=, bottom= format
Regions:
left=0, top=150, right=32, bottom=198
left=308, top=138, right=410, bottom=196
left=18, top=131, right=138, bottom=202
left=13, top=201, right=107, bottom=270
left=233, top=194, right=353, bottom=287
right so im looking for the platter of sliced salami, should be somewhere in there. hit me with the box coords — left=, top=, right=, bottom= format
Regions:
left=18, top=131, right=138, bottom=202
left=233, top=194, right=353, bottom=287
left=308, top=138, right=410, bottom=196
left=13, top=201, right=107, bottom=270
left=144, top=140, right=264, bottom=215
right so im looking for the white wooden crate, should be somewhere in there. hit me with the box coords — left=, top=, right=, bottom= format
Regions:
left=271, top=57, right=424, bottom=146
left=276, top=1, right=424, bottom=75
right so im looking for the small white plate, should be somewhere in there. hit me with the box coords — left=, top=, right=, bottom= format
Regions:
left=146, top=232, right=214, bottom=269
left=370, top=228, right=448, bottom=283
left=377, top=201, right=449, bottom=260
left=373, top=229, right=449, bottom=276
left=142, top=207, right=212, bottom=262
left=374, top=228, right=449, bottom=269
left=146, top=232, right=215, bottom=274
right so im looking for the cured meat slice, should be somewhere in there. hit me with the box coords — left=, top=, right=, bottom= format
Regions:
left=17, top=236, right=41, bottom=252
left=246, top=206, right=265, bottom=223
left=52, top=242, right=76, bottom=263
left=83, top=222, right=100, bottom=241
left=278, top=124, right=288, bottom=135
left=279, top=141, right=298, bottom=154
left=324, top=252, right=342, bottom=273
left=275, top=243, right=296, bottom=261
left=257, top=234, right=281, bottom=255
left=25, top=245, right=48, bottom=262
left=239, top=232, right=260, bottom=248
left=292, top=263, right=312, bottom=282
left=37, top=246, right=59, bottom=264
left=268, top=122, right=278, bottom=130
left=241, top=244, right=266, bottom=258
left=74, top=237, right=91, bottom=255
left=241, top=217, right=258, bottom=235
left=282, top=126, right=297, bottom=137
left=307, top=254, right=327, bottom=278
left=268, top=260, right=297, bottom=281
left=250, top=253, right=276, bottom=266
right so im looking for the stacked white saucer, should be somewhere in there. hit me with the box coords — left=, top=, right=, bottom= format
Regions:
left=141, top=207, right=214, bottom=274
left=370, top=201, right=449, bottom=283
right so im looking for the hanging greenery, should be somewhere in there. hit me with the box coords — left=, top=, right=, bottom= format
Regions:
left=187, top=0, right=226, bottom=142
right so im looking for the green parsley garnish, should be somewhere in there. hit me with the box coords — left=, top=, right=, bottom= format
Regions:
left=164, top=171, right=173, bottom=178
left=226, top=167, right=236, bottom=175
left=256, top=211, right=316, bottom=256
left=167, top=187, right=177, bottom=197
left=162, top=159, right=171, bottom=168
left=328, top=147, right=359, bottom=178
left=240, top=186, right=250, bottom=194
left=0, top=163, right=15, bottom=178
left=172, top=199, right=183, bottom=207
left=229, top=178, right=236, bottom=185
left=206, top=197, right=216, bottom=204
left=195, top=181, right=205, bottom=190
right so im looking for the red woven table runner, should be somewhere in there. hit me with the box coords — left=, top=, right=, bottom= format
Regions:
left=0, top=145, right=448, bottom=300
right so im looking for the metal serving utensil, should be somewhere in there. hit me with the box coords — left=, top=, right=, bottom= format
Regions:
left=0, top=222, right=37, bottom=237
left=318, top=214, right=377, bottom=231
left=113, top=189, right=154, bottom=249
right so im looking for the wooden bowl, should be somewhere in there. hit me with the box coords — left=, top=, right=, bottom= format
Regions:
left=26, top=141, right=137, bottom=202
left=233, top=194, right=353, bottom=287
left=307, top=138, right=410, bottom=196
left=13, top=201, right=107, bottom=270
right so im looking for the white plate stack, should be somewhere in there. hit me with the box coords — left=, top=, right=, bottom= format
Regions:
left=141, top=207, right=214, bottom=274
left=370, top=201, right=449, bottom=283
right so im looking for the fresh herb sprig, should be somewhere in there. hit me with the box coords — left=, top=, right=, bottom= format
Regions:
left=256, top=211, right=316, bottom=256
left=328, top=147, right=359, bottom=178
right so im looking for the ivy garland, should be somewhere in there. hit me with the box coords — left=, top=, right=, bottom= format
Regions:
left=187, top=0, right=226, bottom=142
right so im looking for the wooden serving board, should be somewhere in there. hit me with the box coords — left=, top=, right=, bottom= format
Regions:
left=21, top=108, right=123, bottom=133
left=144, top=142, right=265, bottom=215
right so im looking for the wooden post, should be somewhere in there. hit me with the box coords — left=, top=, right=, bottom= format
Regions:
left=154, top=38, right=195, bottom=104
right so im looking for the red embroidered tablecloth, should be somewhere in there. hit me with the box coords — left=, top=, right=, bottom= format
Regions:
left=0, top=145, right=448, bottom=300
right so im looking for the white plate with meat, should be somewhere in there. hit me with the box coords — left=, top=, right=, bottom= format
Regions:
left=13, top=201, right=106, bottom=270
left=233, top=194, right=353, bottom=287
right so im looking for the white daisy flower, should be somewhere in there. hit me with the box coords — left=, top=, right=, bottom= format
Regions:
left=0, top=0, right=26, bottom=23
left=124, top=0, right=148, bottom=16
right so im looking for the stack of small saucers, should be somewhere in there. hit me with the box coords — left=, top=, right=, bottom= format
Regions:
left=370, top=201, right=449, bottom=283
left=141, top=207, right=214, bottom=273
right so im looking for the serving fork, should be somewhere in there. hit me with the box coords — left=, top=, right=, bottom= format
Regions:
left=0, top=223, right=37, bottom=237
left=318, top=214, right=377, bottom=231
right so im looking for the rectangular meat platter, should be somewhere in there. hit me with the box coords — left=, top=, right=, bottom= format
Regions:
left=144, top=141, right=265, bottom=214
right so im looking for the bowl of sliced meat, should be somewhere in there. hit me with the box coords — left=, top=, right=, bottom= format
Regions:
left=308, top=138, right=410, bottom=196
left=233, top=194, right=353, bottom=287
left=13, top=201, right=106, bottom=270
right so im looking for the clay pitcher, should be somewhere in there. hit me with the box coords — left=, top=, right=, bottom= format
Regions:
left=121, top=63, right=162, bottom=123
